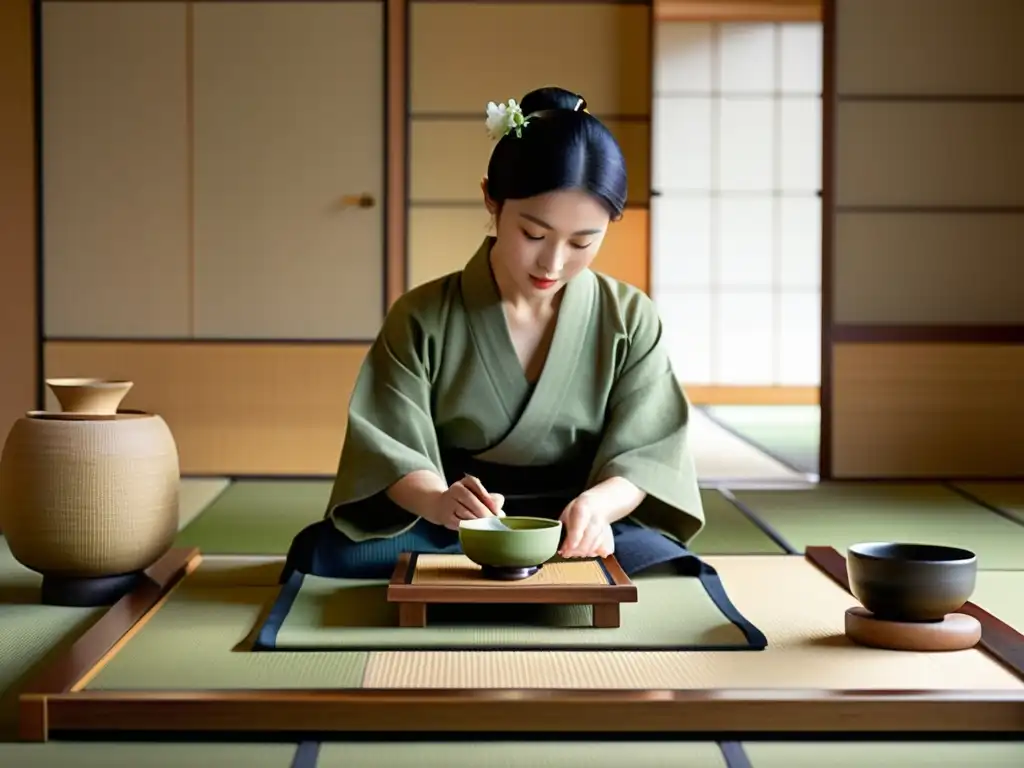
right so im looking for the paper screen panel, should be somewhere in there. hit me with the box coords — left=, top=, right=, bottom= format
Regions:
left=831, top=343, right=1024, bottom=479
left=44, top=341, right=369, bottom=477
left=191, top=1, right=385, bottom=340
left=834, top=102, right=1024, bottom=207
left=41, top=1, right=190, bottom=338
left=409, top=2, right=651, bottom=116
left=833, top=213, right=1024, bottom=325
left=836, top=0, right=1024, bottom=95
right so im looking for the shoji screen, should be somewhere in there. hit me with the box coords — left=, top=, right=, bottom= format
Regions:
left=41, top=1, right=387, bottom=476
left=651, top=18, right=823, bottom=393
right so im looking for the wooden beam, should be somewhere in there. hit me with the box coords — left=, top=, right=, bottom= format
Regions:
left=685, top=385, right=819, bottom=406
left=385, top=0, right=407, bottom=308
left=655, top=0, right=821, bottom=22
left=0, top=0, right=38, bottom=449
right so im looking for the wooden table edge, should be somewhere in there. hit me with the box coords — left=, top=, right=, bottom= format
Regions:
left=17, top=546, right=202, bottom=741
left=804, top=545, right=1024, bottom=681
left=37, top=687, right=1024, bottom=738
left=22, top=547, right=1024, bottom=740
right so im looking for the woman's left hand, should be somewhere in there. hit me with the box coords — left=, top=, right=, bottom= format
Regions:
left=558, top=494, right=615, bottom=559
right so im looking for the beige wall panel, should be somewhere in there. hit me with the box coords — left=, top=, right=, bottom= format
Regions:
left=407, top=206, right=496, bottom=289
left=410, top=2, right=651, bottom=116
left=834, top=213, right=1024, bottom=325
left=836, top=0, right=1024, bottom=95
left=0, top=0, right=36, bottom=443
left=44, top=342, right=369, bottom=476
left=410, top=118, right=650, bottom=205
left=42, top=1, right=190, bottom=338
left=192, top=2, right=384, bottom=340
left=835, top=102, right=1024, bottom=208
left=831, top=343, right=1024, bottom=478
left=407, top=206, right=649, bottom=292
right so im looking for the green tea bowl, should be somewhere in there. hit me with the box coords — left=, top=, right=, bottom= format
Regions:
left=458, top=516, right=562, bottom=570
left=847, top=542, right=978, bottom=622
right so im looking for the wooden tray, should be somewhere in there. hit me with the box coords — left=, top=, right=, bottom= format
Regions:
left=385, top=553, right=638, bottom=628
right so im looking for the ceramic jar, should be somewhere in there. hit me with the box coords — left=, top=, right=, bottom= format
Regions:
left=0, top=378, right=180, bottom=605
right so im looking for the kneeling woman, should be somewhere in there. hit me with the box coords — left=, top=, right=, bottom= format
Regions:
left=282, top=86, right=706, bottom=582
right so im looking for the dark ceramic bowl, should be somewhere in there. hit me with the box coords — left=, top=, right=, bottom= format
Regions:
left=846, top=542, right=978, bottom=622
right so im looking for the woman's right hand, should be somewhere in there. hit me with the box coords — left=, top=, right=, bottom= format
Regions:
left=428, top=475, right=505, bottom=531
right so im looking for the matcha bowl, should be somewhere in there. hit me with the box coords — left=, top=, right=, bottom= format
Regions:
left=458, top=516, right=562, bottom=580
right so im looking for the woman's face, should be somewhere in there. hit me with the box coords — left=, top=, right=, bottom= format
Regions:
left=483, top=185, right=611, bottom=298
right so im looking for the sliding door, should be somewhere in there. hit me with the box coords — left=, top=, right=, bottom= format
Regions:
left=41, top=1, right=386, bottom=476
left=824, top=0, right=1024, bottom=478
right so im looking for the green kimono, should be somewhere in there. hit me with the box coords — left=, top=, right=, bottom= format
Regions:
left=281, top=238, right=705, bottom=580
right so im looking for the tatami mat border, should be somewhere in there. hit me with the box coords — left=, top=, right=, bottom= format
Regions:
left=714, top=488, right=798, bottom=555
left=720, top=740, right=753, bottom=768
left=292, top=740, right=321, bottom=768
left=945, top=483, right=1024, bottom=531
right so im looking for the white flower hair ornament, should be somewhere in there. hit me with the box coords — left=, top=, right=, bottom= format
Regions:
left=485, top=99, right=529, bottom=140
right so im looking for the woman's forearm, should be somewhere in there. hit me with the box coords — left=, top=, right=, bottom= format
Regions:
left=581, top=476, right=647, bottom=523
left=386, top=470, right=448, bottom=521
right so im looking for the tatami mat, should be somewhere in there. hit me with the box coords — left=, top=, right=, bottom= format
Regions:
left=85, top=585, right=367, bottom=691
left=0, top=741, right=298, bottom=767
left=743, top=742, right=1024, bottom=767
left=0, top=538, right=103, bottom=741
left=730, top=483, right=1024, bottom=570
left=704, top=405, right=820, bottom=475
left=954, top=482, right=1024, bottom=525
left=973, top=570, right=1024, bottom=632
left=175, top=479, right=331, bottom=554
left=0, top=479, right=229, bottom=740
left=690, top=408, right=807, bottom=482
left=268, top=564, right=758, bottom=651
left=318, top=741, right=727, bottom=767
left=173, top=483, right=785, bottom=557
left=360, top=555, right=1022, bottom=690
left=690, top=490, right=785, bottom=555
left=178, top=477, right=231, bottom=529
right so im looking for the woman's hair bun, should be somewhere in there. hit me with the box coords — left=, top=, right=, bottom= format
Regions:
left=485, top=85, right=622, bottom=218
left=519, top=86, right=587, bottom=116
left=485, top=85, right=626, bottom=218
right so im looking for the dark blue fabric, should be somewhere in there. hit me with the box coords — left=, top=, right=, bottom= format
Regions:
left=281, top=517, right=462, bottom=581
left=279, top=513, right=693, bottom=583
left=271, top=510, right=769, bottom=651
